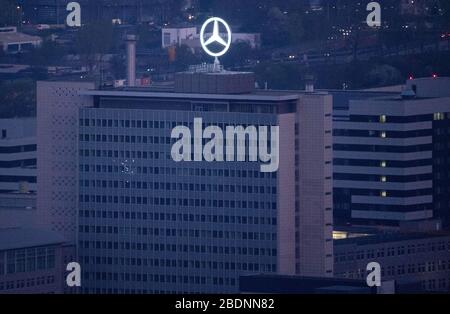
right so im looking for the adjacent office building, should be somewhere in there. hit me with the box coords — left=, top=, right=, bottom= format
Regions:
left=0, top=27, right=42, bottom=54
left=0, top=118, right=37, bottom=194
left=333, top=77, right=450, bottom=228
left=334, top=229, right=450, bottom=292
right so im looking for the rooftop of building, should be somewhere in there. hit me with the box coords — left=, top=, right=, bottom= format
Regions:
left=0, top=27, right=42, bottom=44
left=0, top=64, right=30, bottom=74
left=0, top=227, right=66, bottom=251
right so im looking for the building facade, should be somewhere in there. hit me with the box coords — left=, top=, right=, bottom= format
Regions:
left=333, top=78, right=450, bottom=228
left=334, top=231, right=450, bottom=292
left=76, top=77, right=333, bottom=293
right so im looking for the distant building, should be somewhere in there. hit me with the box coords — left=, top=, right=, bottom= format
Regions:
left=0, top=27, right=42, bottom=54
left=36, top=81, right=95, bottom=242
left=240, top=274, right=375, bottom=294
left=334, top=229, right=450, bottom=292
left=162, top=27, right=197, bottom=48
left=0, top=227, right=72, bottom=294
left=0, top=118, right=36, bottom=194
left=332, top=77, right=450, bottom=228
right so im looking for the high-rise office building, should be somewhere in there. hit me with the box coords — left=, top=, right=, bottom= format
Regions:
left=333, top=77, right=450, bottom=227
left=37, top=69, right=333, bottom=293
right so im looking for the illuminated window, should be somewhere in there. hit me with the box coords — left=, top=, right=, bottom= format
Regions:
left=380, top=161, right=387, bottom=168
left=379, top=115, right=387, bottom=123
left=380, top=131, right=387, bottom=138
left=434, top=113, right=444, bottom=121
left=381, top=191, right=387, bottom=197
left=381, top=176, right=387, bottom=182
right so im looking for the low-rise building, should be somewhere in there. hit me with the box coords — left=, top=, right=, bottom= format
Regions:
left=0, top=27, right=42, bottom=53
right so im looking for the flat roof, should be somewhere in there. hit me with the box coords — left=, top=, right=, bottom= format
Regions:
left=0, top=227, right=66, bottom=251
left=80, top=89, right=301, bottom=102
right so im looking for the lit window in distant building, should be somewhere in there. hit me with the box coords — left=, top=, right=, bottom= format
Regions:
left=381, top=191, right=387, bottom=197
left=333, top=231, right=348, bottom=240
left=381, top=176, right=387, bottom=182
left=380, top=161, right=387, bottom=168
left=434, top=113, right=445, bottom=121
left=379, top=115, right=387, bottom=123
left=380, top=131, right=387, bottom=138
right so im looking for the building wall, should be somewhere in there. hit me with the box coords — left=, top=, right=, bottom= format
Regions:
left=0, top=118, right=36, bottom=193
left=277, top=113, right=296, bottom=274
left=36, top=81, right=95, bottom=242
left=296, top=94, right=334, bottom=276
left=0, top=244, right=64, bottom=294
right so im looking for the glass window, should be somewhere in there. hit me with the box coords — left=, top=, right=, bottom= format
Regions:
left=16, top=250, right=25, bottom=272
left=7, top=251, right=15, bottom=274
left=46, top=248, right=56, bottom=269
left=0, top=252, right=4, bottom=275
left=37, top=248, right=46, bottom=270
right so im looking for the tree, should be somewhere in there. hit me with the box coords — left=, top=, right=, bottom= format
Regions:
left=110, top=54, right=125, bottom=79
left=0, top=0, right=19, bottom=27
left=0, top=80, right=36, bottom=118
left=222, top=41, right=253, bottom=67
left=365, top=64, right=402, bottom=87
left=172, top=45, right=200, bottom=71
left=255, top=62, right=302, bottom=90
left=75, top=21, right=114, bottom=73
left=263, top=7, right=290, bottom=47
left=28, top=41, right=66, bottom=67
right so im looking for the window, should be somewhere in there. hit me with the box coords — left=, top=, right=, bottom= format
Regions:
left=47, top=248, right=55, bottom=269
left=16, top=250, right=25, bottom=272
left=37, top=248, right=46, bottom=270
left=7, top=251, right=15, bottom=274
left=379, top=115, right=387, bottom=123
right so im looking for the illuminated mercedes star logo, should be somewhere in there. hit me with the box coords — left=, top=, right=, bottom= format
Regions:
left=200, top=17, right=232, bottom=57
